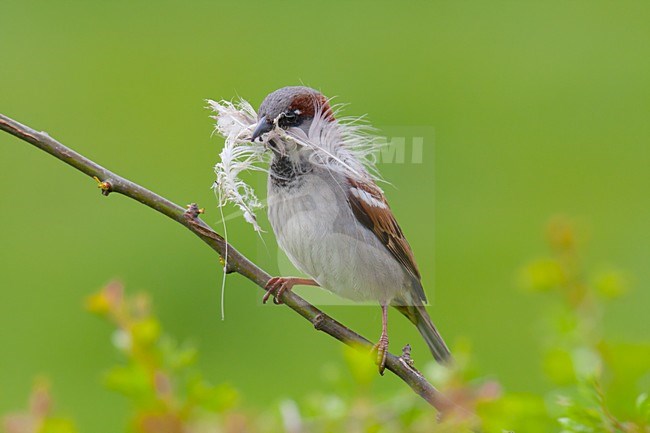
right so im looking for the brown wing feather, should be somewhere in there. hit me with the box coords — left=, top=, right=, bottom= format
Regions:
left=347, top=177, right=427, bottom=302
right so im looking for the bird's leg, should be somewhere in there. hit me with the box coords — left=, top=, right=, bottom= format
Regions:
left=373, top=304, right=390, bottom=375
left=263, top=277, right=319, bottom=305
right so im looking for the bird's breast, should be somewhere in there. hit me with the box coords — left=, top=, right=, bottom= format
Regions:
left=267, top=169, right=408, bottom=303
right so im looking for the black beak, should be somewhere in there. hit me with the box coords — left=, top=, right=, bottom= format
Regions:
left=251, top=116, right=273, bottom=142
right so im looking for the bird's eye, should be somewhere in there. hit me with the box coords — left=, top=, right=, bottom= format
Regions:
left=279, top=110, right=301, bottom=128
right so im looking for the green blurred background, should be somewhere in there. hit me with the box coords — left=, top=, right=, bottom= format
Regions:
left=1, top=0, right=649, bottom=430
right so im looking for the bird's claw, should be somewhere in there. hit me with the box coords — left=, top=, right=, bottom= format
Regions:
left=263, top=277, right=295, bottom=305
left=372, top=334, right=389, bottom=375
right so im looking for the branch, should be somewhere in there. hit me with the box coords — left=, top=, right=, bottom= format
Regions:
left=0, top=113, right=463, bottom=416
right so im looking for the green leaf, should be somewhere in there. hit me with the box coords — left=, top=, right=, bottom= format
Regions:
left=592, top=270, right=628, bottom=300
left=477, top=393, right=551, bottom=433
left=103, top=364, right=154, bottom=401
left=519, top=258, right=564, bottom=292
left=342, top=344, right=376, bottom=387
left=131, top=318, right=161, bottom=348
left=188, top=379, right=240, bottom=412
left=40, top=418, right=78, bottom=433
left=544, top=348, right=576, bottom=385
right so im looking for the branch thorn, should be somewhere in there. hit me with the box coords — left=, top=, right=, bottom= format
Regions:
left=400, top=344, right=421, bottom=374
left=217, top=255, right=235, bottom=274
left=93, top=176, right=112, bottom=196
left=184, top=203, right=204, bottom=219
left=313, top=313, right=326, bottom=331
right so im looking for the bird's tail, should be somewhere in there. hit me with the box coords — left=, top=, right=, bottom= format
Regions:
left=395, top=303, right=452, bottom=365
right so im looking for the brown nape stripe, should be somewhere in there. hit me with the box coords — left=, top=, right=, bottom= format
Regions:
left=289, top=93, right=335, bottom=121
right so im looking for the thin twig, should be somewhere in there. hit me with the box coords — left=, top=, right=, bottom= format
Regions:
left=0, top=112, right=464, bottom=415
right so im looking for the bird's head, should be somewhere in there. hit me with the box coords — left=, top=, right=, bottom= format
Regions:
left=251, top=86, right=334, bottom=154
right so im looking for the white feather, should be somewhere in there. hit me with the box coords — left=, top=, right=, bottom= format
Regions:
left=207, top=98, right=267, bottom=232
left=207, top=97, right=385, bottom=231
left=350, top=187, right=387, bottom=209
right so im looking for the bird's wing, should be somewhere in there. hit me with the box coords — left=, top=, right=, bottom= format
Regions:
left=346, top=177, right=427, bottom=303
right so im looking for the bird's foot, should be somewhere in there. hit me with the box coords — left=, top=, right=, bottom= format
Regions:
left=372, top=333, right=389, bottom=375
left=263, top=277, right=313, bottom=305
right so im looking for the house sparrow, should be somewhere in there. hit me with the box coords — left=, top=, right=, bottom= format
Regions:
left=251, top=86, right=451, bottom=373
